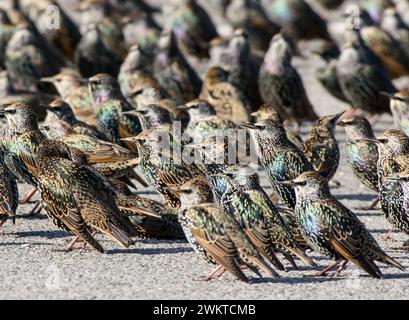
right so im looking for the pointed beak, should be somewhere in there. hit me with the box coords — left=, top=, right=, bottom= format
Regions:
left=356, top=137, right=380, bottom=144
left=330, top=110, right=346, bottom=124
left=337, top=120, right=347, bottom=127
left=40, top=77, right=55, bottom=83
left=385, top=174, right=401, bottom=181
left=380, top=91, right=405, bottom=102
left=120, top=137, right=137, bottom=142
left=176, top=104, right=190, bottom=110
left=78, top=78, right=90, bottom=84
left=276, top=180, right=296, bottom=187
left=122, top=110, right=140, bottom=116
left=239, top=123, right=259, bottom=130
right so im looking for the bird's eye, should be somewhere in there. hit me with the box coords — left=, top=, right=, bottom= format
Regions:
left=6, top=109, right=16, bottom=114
left=298, top=181, right=307, bottom=186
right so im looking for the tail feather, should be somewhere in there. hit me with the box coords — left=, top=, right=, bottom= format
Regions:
left=246, top=254, right=280, bottom=279
left=287, top=246, right=317, bottom=267
left=98, top=223, right=134, bottom=248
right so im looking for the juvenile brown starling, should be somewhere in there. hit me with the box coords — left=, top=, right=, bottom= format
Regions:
left=199, top=66, right=251, bottom=123
left=301, top=111, right=345, bottom=181
left=338, top=116, right=380, bottom=209
left=241, top=119, right=313, bottom=209
left=177, top=178, right=279, bottom=282
left=259, top=33, right=318, bottom=129
left=219, top=165, right=316, bottom=269
left=337, top=43, right=396, bottom=115
left=281, top=171, right=404, bottom=278
left=36, top=139, right=136, bottom=252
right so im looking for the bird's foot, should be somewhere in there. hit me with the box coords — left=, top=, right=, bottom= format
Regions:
left=330, top=261, right=349, bottom=278
left=383, top=228, right=394, bottom=241
left=19, top=187, right=38, bottom=204
left=304, top=262, right=339, bottom=277
left=21, top=201, right=43, bottom=218
left=205, top=265, right=225, bottom=281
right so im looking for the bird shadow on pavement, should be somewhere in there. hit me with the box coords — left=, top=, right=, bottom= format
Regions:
left=250, top=276, right=342, bottom=285
left=335, top=193, right=377, bottom=202
left=0, top=241, right=53, bottom=247
left=13, top=230, right=69, bottom=239
left=107, top=247, right=194, bottom=255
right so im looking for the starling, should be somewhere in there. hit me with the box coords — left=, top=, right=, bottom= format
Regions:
left=338, top=116, right=380, bottom=209
left=264, top=0, right=334, bottom=43
left=337, top=43, right=396, bottom=115
left=381, top=91, right=409, bottom=135
left=0, top=102, right=46, bottom=204
left=177, top=178, right=279, bottom=282
left=123, top=104, right=174, bottom=131
left=219, top=165, right=316, bottom=269
left=0, top=150, right=18, bottom=228
left=199, top=66, right=251, bottom=123
left=259, top=33, right=318, bottom=129
left=122, top=128, right=201, bottom=208
left=36, top=139, right=136, bottom=252
left=221, top=29, right=263, bottom=109
left=366, top=130, right=409, bottom=239
left=250, top=104, right=303, bottom=148
left=170, top=0, right=218, bottom=59
left=5, top=24, right=64, bottom=91
left=110, top=179, right=185, bottom=240
left=90, top=74, right=142, bottom=149
left=74, top=23, right=122, bottom=78
left=301, top=111, right=345, bottom=181
left=44, top=99, right=107, bottom=140
left=360, top=23, right=409, bottom=78
left=316, top=0, right=344, bottom=10
left=281, top=171, right=405, bottom=278
left=241, top=119, right=313, bottom=209
left=181, top=99, right=237, bottom=144
left=381, top=8, right=409, bottom=52
left=225, top=0, right=280, bottom=52
left=40, top=70, right=95, bottom=125
left=153, top=30, right=202, bottom=103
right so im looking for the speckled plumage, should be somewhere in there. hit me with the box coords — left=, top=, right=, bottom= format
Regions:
left=178, top=178, right=279, bottom=282
left=301, top=111, right=344, bottom=180
left=242, top=119, right=313, bottom=209
left=287, top=171, right=404, bottom=278
left=338, top=116, right=379, bottom=192
left=36, top=139, right=136, bottom=252
left=0, top=150, right=18, bottom=227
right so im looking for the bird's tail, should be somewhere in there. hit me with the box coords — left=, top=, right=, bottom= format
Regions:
left=99, top=223, right=134, bottom=248
left=380, top=254, right=405, bottom=271
left=287, top=246, right=317, bottom=267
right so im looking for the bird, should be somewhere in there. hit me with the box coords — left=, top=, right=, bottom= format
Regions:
left=316, top=0, right=344, bottom=10
left=301, top=111, right=345, bottom=181
left=122, top=128, right=201, bottom=208
left=170, top=0, right=218, bottom=59
left=381, top=8, right=409, bottom=53
left=264, top=0, right=334, bottom=43
left=89, top=73, right=142, bottom=149
left=177, top=178, right=279, bottom=282
left=280, top=171, right=405, bottom=278
left=180, top=99, right=237, bottom=144
left=365, top=130, right=409, bottom=240
left=0, top=150, right=18, bottom=228
left=36, top=139, right=136, bottom=252
left=74, top=23, right=122, bottom=78
left=123, top=104, right=174, bottom=131
left=44, top=99, right=107, bottom=140
left=338, top=116, right=380, bottom=209
left=110, top=179, right=185, bottom=240
left=337, top=42, right=396, bottom=116
left=225, top=0, right=280, bottom=52
left=259, top=33, right=318, bottom=130
left=153, top=30, right=202, bottom=103
left=218, top=165, right=316, bottom=269
left=241, top=119, right=313, bottom=209
left=250, top=104, right=303, bottom=148
left=380, top=91, right=409, bottom=136
left=0, top=102, right=46, bottom=207
left=40, top=70, right=96, bottom=125
left=199, top=66, right=251, bottom=123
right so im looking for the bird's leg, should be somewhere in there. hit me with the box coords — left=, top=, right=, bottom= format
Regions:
left=0, top=218, right=7, bottom=228
left=205, top=265, right=225, bottom=281
left=64, top=236, right=85, bottom=252
left=383, top=228, right=394, bottom=240
left=21, top=201, right=42, bottom=217
left=309, top=261, right=339, bottom=277
left=332, top=261, right=349, bottom=277
left=20, top=187, right=37, bottom=204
